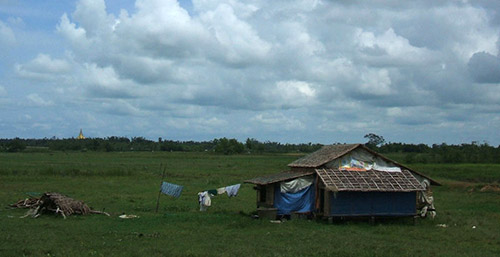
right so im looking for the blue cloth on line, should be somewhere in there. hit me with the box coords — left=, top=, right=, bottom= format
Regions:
left=160, top=182, right=184, bottom=198
left=225, top=184, right=241, bottom=197
left=274, top=184, right=314, bottom=215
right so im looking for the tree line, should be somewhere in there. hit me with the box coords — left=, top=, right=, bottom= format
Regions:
left=1, top=136, right=499, bottom=163
left=363, top=133, right=500, bottom=163
left=376, top=142, right=500, bottom=164
left=0, top=137, right=322, bottom=155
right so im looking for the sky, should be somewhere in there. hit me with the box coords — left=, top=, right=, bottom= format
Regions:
left=1, top=0, right=500, bottom=145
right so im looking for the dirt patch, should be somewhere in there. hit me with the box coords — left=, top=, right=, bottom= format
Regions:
left=480, top=184, right=500, bottom=192
left=444, top=180, right=476, bottom=188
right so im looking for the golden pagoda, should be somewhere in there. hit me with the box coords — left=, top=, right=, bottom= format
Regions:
left=77, top=129, right=85, bottom=140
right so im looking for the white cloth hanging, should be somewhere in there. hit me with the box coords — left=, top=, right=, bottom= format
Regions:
left=280, top=176, right=314, bottom=193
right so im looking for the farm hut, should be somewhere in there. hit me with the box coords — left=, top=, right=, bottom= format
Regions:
left=245, top=144, right=439, bottom=219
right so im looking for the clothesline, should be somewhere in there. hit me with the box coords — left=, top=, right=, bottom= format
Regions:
left=159, top=181, right=241, bottom=212
left=198, top=184, right=241, bottom=211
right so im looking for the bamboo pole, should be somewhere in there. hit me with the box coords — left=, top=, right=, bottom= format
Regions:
left=155, top=163, right=166, bottom=213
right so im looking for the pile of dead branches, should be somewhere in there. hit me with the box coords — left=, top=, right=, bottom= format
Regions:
left=10, top=192, right=109, bottom=219
left=9, top=197, right=41, bottom=209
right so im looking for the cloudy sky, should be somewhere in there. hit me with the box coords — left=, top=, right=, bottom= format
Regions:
left=1, top=0, right=500, bottom=145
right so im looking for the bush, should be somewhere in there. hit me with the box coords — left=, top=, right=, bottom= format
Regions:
left=7, top=138, right=26, bottom=152
left=214, top=138, right=244, bottom=155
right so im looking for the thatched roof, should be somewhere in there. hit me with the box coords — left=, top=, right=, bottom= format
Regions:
left=244, top=170, right=315, bottom=185
left=288, top=144, right=360, bottom=168
left=288, top=143, right=440, bottom=185
left=316, top=168, right=425, bottom=192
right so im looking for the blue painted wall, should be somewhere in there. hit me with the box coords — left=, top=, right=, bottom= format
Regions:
left=329, top=191, right=416, bottom=216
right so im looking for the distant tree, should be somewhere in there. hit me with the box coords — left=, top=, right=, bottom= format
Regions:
left=7, top=138, right=26, bottom=152
left=214, top=138, right=244, bottom=155
left=104, top=142, right=114, bottom=152
left=245, top=138, right=265, bottom=153
left=364, top=133, right=385, bottom=149
left=245, top=138, right=254, bottom=150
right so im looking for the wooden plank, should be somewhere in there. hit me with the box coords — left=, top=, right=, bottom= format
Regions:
left=324, top=190, right=331, bottom=216
left=266, top=184, right=274, bottom=206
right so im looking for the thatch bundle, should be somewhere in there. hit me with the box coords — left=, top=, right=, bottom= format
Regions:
left=9, top=197, right=41, bottom=209
left=11, top=192, right=109, bottom=218
left=38, top=192, right=93, bottom=217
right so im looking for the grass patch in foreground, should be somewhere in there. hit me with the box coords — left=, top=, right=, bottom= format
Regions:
left=0, top=152, right=499, bottom=256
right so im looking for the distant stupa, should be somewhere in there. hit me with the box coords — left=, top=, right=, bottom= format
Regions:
left=77, top=129, right=85, bottom=140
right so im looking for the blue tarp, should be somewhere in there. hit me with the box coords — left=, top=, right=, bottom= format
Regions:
left=274, top=184, right=315, bottom=215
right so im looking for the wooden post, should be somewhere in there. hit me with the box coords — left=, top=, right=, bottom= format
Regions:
left=155, top=164, right=166, bottom=213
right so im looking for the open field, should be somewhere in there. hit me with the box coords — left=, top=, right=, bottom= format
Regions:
left=1, top=152, right=499, bottom=256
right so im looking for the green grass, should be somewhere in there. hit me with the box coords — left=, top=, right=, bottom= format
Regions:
left=410, top=163, right=500, bottom=184
left=1, top=152, right=499, bottom=256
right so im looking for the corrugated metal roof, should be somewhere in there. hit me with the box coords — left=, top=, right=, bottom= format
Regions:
left=244, top=170, right=315, bottom=185
left=316, top=168, right=425, bottom=192
left=288, top=144, right=360, bottom=168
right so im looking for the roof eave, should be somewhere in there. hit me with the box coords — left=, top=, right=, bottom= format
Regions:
left=287, top=144, right=362, bottom=168
left=244, top=170, right=315, bottom=185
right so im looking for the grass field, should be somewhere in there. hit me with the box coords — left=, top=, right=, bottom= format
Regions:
left=1, top=152, right=499, bottom=256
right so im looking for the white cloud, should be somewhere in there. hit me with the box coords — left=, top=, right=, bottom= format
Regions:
left=27, top=93, right=54, bottom=107
left=15, top=54, right=71, bottom=80
left=355, top=28, right=436, bottom=66
left=7, top=17, right=24, bottom=26
left=440, top=6, right=499, bottom=60
left=31, top=123, right=52, bottom=130
left=264, top=80, right=317, bottom=108
left=81, top=63, right=141, bottom=99
left=386, top=107, right=404, bottom=117
left=57, top=14, right=91, bottom=52
left=164, top=116, right=228, bottom=134
left=251, top=112, right=305, bottom=131
left=193, top=0, right=259, bottom=17
left=0, top=20, right=16, bottom=46
left=2, top=0, right=500, bottom=144
left=0, top=85, right=6, bottom=96
left=100, top=99, right=144, bottom=116
left=22, top=54, right=70, bottom=74
left=73, top=0, right=112, bottom=37
left=200, top=3, right=271, bottom=64
left=119, top=0, right=209, bottom=57
left=358, top=68, right=392, bottom=96
left=468, top=51, right=500, bottom=83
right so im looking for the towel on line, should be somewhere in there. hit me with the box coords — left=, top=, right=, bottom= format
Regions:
left=217, top=187, right=226, bottom=195
left=160, top=181, right=184, bottom=198
left=225, top=184, right=241, bottom=197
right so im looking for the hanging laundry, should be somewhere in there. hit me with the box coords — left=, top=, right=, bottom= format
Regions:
left=207, top=189, right=218, bottom=196
left=198, top=191, right=211, bottom=211
left=225, top=184, right=241, bottom=197
left=216, top=187, right=226, bottom=195
left=160, top=182, right=184, bottom=198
